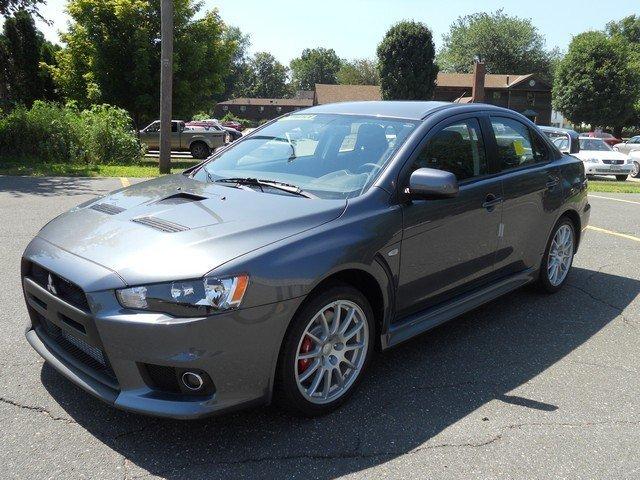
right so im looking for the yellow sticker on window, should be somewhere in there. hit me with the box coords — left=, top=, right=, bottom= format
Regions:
left=513, top=140, right=525, bottom=156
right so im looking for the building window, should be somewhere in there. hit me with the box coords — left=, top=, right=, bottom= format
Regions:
left=276, top=106, right=282, bottom=112
left=259, top=106, right=264, bottom=112
left=240, top=105, right=246, bottom=112
left=492, top=91, right=501, bottom=100
left=527, top=92, right=535, bottom=106
left=222, top=105, right=228, bottom=111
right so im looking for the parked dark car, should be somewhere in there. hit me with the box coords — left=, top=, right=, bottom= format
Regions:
left=22, top=102, right=589, bottom=418
left=186, top=120, right=242, bottom=142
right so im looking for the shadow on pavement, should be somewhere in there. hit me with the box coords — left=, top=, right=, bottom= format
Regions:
left=0, top=176, right=116, bottom=198
left=40, top=267, right=639, bottom=479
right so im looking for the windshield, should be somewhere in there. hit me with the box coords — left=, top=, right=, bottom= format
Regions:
left=194, top=113, right=418, bottom=199
left=579, top=138, right=612, bottom=151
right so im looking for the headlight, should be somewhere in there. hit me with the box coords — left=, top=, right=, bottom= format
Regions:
left=116, top=275, right=249, bottom=317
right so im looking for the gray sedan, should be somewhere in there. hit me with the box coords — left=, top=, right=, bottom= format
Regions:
left=21, top=102, right=589, bottom=418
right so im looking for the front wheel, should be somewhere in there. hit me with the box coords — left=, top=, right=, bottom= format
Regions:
left=190, top=142, right=210, bottom=159
left=615, top=175, right=628, bottom=182
left=275, top=284, right=374, bottom=416
left=536, top=218, right=576, bottom=293
left=630, top=161, right=639, bottom=178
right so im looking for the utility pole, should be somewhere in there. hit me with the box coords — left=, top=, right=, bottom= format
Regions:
left=159, top=0, right=173, bottom=174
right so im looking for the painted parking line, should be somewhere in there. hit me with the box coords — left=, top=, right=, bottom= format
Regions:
left=589, top=194, right=640, bottom=205
left=119, top=177, right=130, bottom=188
left=587, top=225, right=640, bottom=243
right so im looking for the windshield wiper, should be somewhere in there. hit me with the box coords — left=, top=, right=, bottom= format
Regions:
left=215, top=177, right=316, bottom=199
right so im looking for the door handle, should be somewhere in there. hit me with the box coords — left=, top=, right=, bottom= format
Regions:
left=482, top=194, right=503, bottom=211
left=546, top=176, right=560, bottom=189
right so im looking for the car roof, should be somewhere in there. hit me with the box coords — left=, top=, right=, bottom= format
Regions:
left=299, top=101, right=530, bottom=121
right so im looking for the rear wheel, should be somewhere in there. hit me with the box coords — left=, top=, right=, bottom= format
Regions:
left=615, top=175, right=628, bottom=181
left=536, top=218, right=575, bottom=293
left=275, top=284, right=374, bottom=416
left=190, top=142, right=210, bottom=159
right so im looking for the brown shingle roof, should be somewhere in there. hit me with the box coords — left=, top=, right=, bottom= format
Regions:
left=436, top=73, right=536, bottom=89
left=314, top=84, right=382, bottom=104
left=217, top=97, right=313, bottom=107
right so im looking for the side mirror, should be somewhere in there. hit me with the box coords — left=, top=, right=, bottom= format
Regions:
left=409, top=167, right=459, bottom=198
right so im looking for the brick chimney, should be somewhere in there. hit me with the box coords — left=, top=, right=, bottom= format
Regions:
left=471, top=61, right=486, bottom=103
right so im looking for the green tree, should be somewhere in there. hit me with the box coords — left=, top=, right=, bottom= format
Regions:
left=0, top=0, right=41, bottom=17
left=242, top=52, right=289, bottom=98
left=219, top=25, right=251, bottom=100
left=607, top=15, right=640, bottom=45
left=337, top=58, right=379, bottom=85
left=553, top=31, right=640, bottom=136
left=377, top=21, right=438, bottom=100
left=437, top=10, right=553, bottom=76
left=290, top=47, right=341, bottom=91
left=0, top=10, right=57, bottom=106
left=51, top=0, right=236, bottom=128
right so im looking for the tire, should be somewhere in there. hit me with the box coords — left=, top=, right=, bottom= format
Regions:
left=630, top=161, right=639, bottom=178
left=615, top=175, right=628, bottom=182
left=275, top=283, right=375, bottom=416
left=536, top=217, right=576, bottom=293
left=190, top=142, right=210, bottom=159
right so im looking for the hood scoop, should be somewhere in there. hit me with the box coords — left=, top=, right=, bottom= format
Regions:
left=90, top=203, right=126, bottom=215
left=155, top=192, right=207, bottom=205
left=131, top=216, right=190, bottom=233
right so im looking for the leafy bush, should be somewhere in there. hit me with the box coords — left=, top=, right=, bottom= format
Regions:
left=221, top=112, right=255, bottom=128
left=0, top=101, right=144, bottom=164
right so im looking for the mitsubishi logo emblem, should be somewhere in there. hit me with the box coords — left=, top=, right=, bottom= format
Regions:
left=46, top=274, right=57, bottom=295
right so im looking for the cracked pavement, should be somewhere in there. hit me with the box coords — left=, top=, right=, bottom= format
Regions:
left=0, top=177, right=639, bottom=479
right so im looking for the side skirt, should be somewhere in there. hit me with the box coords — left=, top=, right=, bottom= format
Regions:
left=381, top=268, right=537, bottom=350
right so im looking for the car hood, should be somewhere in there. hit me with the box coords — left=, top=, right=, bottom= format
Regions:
left=37, top=175, right=346, bottom=286
left=575, top=150, right=628, bottom=161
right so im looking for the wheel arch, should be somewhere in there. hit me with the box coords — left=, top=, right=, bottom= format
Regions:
left=559, top=208, right=582, bottom=251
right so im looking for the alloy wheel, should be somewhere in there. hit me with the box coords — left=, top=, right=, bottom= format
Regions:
left=547, top=224, right=574, bottom=286
left=294, top=300, right=369, bottom=405
left=632, top=161, right=640, bottom=178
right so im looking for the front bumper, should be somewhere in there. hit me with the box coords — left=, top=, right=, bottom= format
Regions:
left=22, top=237, right=303, bottom=419
left=585, top=164, right=633, bottom=175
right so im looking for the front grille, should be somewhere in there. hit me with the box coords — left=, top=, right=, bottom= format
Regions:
left=143, top=363, right=181, bottom=393
left=28, top=262, right=90, bottom=312
left=602, top=159, right=625, bottom=165
left=37, top=314, right=117, bottom=382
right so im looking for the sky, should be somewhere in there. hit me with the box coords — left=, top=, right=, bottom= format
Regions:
left=31, top=0, right=640, bottom=64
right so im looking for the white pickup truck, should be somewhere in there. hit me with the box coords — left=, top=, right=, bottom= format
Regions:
left=139, top=120, right=227, bottom=159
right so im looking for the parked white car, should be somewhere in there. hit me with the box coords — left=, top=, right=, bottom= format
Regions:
left=571, top=137, right=634, bottom=181
left=628, top=150, right=640, bottom=178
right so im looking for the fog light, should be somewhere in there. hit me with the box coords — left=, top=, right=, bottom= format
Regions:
left=181, top=371, right=205, bottom=391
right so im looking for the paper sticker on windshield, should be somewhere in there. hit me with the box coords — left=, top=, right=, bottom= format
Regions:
left=282, top=114, right=316, bottom=121
left=513, top=140, right=525, bottom=156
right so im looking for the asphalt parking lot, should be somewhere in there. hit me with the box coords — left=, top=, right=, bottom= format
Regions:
left=1, top=176, right=639, bottom=479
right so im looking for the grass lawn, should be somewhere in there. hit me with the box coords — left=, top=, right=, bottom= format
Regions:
left=0, top=158, right=197, bottom=177
left=588, top=179, right=640, bottom=193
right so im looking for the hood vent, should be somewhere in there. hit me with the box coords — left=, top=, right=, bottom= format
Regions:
left=156, top=193, right=207, bottom=205
left=90, top=203, right=125, bottom=215
left=131, top=216, right=190, bottom=233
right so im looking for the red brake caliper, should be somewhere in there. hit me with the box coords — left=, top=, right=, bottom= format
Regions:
left=298, top=336, right=313, bottom=373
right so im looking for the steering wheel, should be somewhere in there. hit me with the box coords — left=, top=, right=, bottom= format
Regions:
left=356, top=163, right=382, bottom=174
